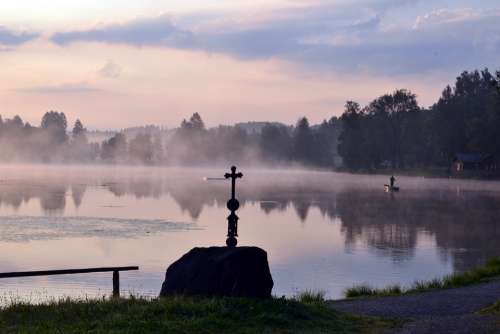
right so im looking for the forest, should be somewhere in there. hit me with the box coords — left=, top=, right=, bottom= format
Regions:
left=0, top=68, right=498, bottom=170
left=0, top=111, right=341, bottom=167
left=339, top=69, right=500, bottom=170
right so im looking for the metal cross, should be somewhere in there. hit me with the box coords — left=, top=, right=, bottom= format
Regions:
left=225, top=166, right=243, bottom=200
left=224, top=166, right=243, bottom=247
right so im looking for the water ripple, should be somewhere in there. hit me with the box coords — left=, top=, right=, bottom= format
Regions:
left=0, top=216, right=200, bottom=242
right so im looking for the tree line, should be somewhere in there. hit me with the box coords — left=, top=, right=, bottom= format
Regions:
left=0, top=110, right=341, bottom=166
left=338, top=69, right=500, bottom=170
left=0, top=68, right=498, bottom=169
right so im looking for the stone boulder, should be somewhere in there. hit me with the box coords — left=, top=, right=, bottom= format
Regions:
left=160, top=246, right=273, bottom=298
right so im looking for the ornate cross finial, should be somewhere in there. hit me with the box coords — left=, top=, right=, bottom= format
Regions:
left=224, top=166, right=243, bottom=247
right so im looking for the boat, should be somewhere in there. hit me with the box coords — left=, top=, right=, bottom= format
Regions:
left=384, top=184, right=400, bottom=192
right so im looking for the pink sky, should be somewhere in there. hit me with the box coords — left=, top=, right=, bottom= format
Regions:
left=0, top=0, right=498, bottom=129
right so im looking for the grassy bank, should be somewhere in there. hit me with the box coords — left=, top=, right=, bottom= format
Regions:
left=0, top=293, right=391, bottom=334
left=479, top=300, right=500, bottom=315
left=345, top=258, right=500, bottom=299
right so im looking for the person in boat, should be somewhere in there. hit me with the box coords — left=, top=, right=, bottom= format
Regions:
left=390, top=175, right=396, bottom=188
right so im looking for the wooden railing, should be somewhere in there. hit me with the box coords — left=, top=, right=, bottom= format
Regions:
left=0, top=266, right=139, bottom=297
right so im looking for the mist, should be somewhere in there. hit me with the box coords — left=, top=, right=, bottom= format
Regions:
left=2, top=68, right=499, bottom=175
left=0, top=110, right=342, bottom=169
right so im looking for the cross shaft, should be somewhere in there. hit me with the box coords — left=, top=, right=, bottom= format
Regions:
left=224, top=166, right=243, bottom=247
left=225, top=166, right=243, bottom=199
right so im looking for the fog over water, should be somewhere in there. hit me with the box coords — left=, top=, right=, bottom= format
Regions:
left=0, top=165, right=500, bottom=301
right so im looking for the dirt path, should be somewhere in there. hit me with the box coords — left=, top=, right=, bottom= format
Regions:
left=329, top=279, right=500, bottom=333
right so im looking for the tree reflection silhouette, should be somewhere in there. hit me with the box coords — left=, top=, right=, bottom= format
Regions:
left=71, top=183, right=86, bottom=208
left=1, top=171, right=499, bottom=273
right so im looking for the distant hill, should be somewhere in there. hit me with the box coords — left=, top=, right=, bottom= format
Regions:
left=87, top=130, right=116, bottom=143
left=234, top=122, right=290, bottom=134
left=87, top=126, right=174, bottom=144
left=121, top=125, right=172, bottom=139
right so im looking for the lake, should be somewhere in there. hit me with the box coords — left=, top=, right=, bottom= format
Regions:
left=0, top=165, right=499, bottom=302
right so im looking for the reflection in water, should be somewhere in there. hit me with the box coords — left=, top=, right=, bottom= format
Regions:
left=0, top=166, right=500, bottom=299
left=1, top=169, right=500, bottom=272
left=71, top=184, right=86, bottom=208
left=335, top=189, right=500, bottom=271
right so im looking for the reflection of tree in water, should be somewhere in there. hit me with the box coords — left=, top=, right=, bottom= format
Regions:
left=426, top=191, right=500, bottom=272
left=292, top=198, right=311, bottom=222
left=104, top=182, right=126, bottom=197
left=39, top=185, right=67, bottom=214
left=71, top=183, right=86, bottom=208
left=0, top=182, right=68, bottom=214
left=336, top=190, right=419, bottom=262
left=169, top=183, right=207, bottom=220
left=128, top=178, right=162, bottom=199
left=2, top=170, right=500, bottom=273
left=336, top=189, right=500, bottom=271
left=259, top=200, right=288, bottom=214
left=0, top=185, right=32, bottom=209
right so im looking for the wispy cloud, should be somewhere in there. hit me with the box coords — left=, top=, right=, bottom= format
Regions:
left=98, top=60, right=122, bottom=78
left=413, top=8, right=489, bottom=28
left=41, top=1, right=500, bottom=75
left=16, top=82, right=101, bottom=94
left=52, top=15, right=193, bottom=47
left=0, top=26, right=38, bottom=46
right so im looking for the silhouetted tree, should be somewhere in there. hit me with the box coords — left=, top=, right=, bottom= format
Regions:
left=101, top=133, right=127, bottom=163
left=314, top=117, right=341, bottom=166
left=293, top=117, right=315, bottom=164
left=364, top=89, right=421, bottom=168
left=129, top=133, right=154, bottom=163
left=338, top=101, right=366, bottom=169
left=41, top=111, right=68, bottom=144
left=431, top=69, right=499, bottom=160
left=169, top=113, right=208, bottom=164
left=0, top=67, right=497, bottom=169
left=338, top=69, right=500, bottom=171
left=69, top=119, right=90, bottom=161
left=181, top=112, right=205, bottom=131
left=260, top=124, right=292, bottom=163
left=152, top=134, right=164, bottom=163
left=72, top=119, right=87, bottom=143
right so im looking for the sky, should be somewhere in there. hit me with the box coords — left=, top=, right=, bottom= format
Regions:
left=0, top=0, right=499, bottom=129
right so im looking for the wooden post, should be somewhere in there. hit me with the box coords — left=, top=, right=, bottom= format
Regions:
left=113, top=270, right=120, bottom=298
left=0, top=266, right=138, bottom=298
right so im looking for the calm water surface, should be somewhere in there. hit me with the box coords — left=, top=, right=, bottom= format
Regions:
left=0, top=165, right=499, bottom=301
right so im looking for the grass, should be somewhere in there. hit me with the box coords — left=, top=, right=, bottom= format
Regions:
left=345, top=257, right=500, bottom=299
left=477, top=300, right=500, bottom=331
left=344, top=285, right=402, bottom=299
left=479, top=300, right=500, bottom=316
left=0, top=293, right=392, bottom=334
left=295, top=290, right=327, bottom=303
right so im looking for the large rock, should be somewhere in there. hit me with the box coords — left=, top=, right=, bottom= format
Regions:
left=160, top=246, right=273, bottom=298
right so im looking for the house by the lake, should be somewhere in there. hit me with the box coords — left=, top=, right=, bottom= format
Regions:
left=452, top=153, right=497, bottom=173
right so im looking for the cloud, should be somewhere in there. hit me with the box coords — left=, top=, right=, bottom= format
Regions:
left=16, top=82, right=102, bottom=94
left=48, top=2, right=500, bottom=75
left=413, top=8, right=487, bottom=28
left=52, top=14, right=193, bottom=47
left=99, top=60, right=122, bottom=78
left=0, top=26, right=38, bottom=46
left=49, top=5, right=381, bottom=58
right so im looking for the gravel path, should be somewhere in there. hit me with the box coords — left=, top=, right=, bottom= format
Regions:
left=329, top=279, right=500, bottom=333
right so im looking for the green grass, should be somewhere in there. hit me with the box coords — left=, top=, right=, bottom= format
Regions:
left=0, top=294, right=391, bottom=334
left=345, top=257, right=500, bottom=299
left=295, top=290, right=326, bottom=303
left=479, top=300, right=500, bottom=315
left=344, top=285, right=402, bottom=299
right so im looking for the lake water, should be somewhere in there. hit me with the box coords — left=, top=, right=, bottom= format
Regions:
left=0, top=165, right=499, bottom=302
